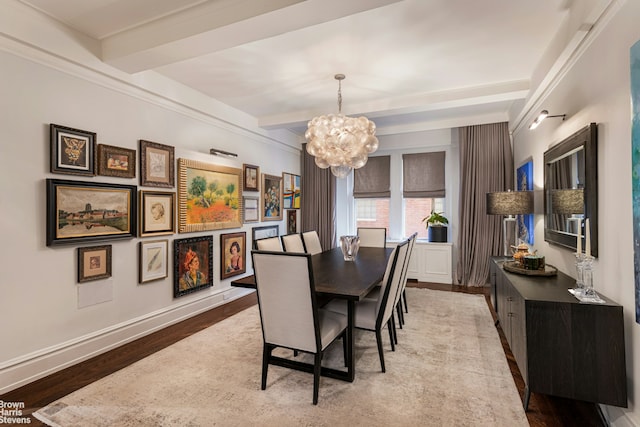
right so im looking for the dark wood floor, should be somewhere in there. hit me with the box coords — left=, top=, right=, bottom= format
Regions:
left=2, top=282, right=605, bottom=426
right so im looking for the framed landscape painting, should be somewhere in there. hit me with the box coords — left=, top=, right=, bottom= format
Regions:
left=177, top=159, right=243, bottom=233
left=282, top=172, right=301, bottom=209
left=140, top=140, right=174, bottom=188
left=50, top=123, right=96, bottom=176
left=174, top=235, right=213, bottom=297
left=97, top=144, right=136, bottom=178
left=220, top=232, right=246, bottom=280
left=261, top=174, right=282, bottom=221
left=46, top=179, right=137, bottom=246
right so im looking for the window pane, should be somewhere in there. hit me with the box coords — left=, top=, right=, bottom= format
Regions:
left=404, top=198, right=445, bottom=239
left=355, top=198, right=389, bottom=232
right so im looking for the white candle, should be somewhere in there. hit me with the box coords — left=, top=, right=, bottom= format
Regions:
left=576, top=219, right=582, bottom=254
left=585, top=218, right=591, bottom=257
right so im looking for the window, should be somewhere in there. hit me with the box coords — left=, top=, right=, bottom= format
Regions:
left=404, top=197, right=444, bottom=239
left=354, top=156, right=390, bottom=232
left=356, top=198, right=390, bottom=230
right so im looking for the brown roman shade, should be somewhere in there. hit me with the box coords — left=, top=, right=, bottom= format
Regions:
left=402, top=152, right=446, bottom=198
left=353, top=155, right=390, bottom=198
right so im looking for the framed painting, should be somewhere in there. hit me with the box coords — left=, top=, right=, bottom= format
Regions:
left=287, top=209, right=298, bottom=234
left=174, top=235, right=213, bottom=297
left=282, top=172, right=301, bottom=209
left=243, top=196, right=259, bottom=223
left=262, top=173, right=282, bottom=221
left=46, top=179, right=137, bottom=246
left=252, top=224, right=279, bottom=249
left=50, top=123, right=95, bottom=176
left=177, top=158, right=243, bottom=233
left=220, top=232, right=246, bottom=280
left=139, top=190, right=175, bottom=236
left=97, top=144, right=136, bottom=178
left=139, top=140, right=174, bottom=188
left=516, top=160, right=534, bottom=245
left=77, top=245, right=112, bottom=283
left=138, top=239, right=168, bottom=283
left=243, top=164, right=260, bottom=192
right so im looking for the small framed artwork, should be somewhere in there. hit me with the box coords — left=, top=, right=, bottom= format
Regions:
left=138, top=239, right=168, bottom=283
left=78, top=245, right=112, bottom=283
left=220, top=232, right=246, bottom=280
left=50, top=123, right=96, bottom=176
left=177, top=158, right=243, bottom=233
left=139, top=140, right=174, bottom=188
left=282, top=172, right=301, bottom=209
left=243, top=196, right=259, bottom=223
left=46, top=179, right=137, bottom=246
left=252, top=224, right=279, bottom=249
left=97, top=144, right=136, bottom=178
left=262, top=173, right=282, bottom=221
left=243, top=164, right=260, bottom=192
left=174, top=235, right=213, bottom=298
left=139, top=190, right=176, bottom=236
left=287, top=209, right=298, bottom=234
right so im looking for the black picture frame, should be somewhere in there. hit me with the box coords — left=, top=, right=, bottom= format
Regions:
left=77, top=245, right=112, bottom=283
left=50, top=123, right=96, bottom=176
left=173, top=235, right=213, bottom=298
left=251, top=225, right=279, bottom=249
left=46, top=179, right=137, bottom=246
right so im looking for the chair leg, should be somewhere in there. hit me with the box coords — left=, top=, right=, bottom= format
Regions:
left=403, top=290, right=409, bottom=313
left=388, top=316, right=397, bottom=349
left=341, top=331, right=348, bottom=367
left=261, top=343, right=273, bottom=390
left=375, top=329, right=386, bottom=373
left=396, top=302, right=404, bottom=328
left=313, top=352, right=322, bottom=405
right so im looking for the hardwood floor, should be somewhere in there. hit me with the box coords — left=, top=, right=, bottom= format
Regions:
left=2, top=282, right=605, bottom=426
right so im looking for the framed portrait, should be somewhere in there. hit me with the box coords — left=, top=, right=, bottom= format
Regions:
left=287, top=209, right=298, bottom=234
left=138, top=239, right=168, bottom=283
left=139, top=140, right=174, bottom=188
left=220, top=232, right=246, bottom=280
left=50, top=123, right=96, bottom=176
left=78, top=245, right=112, bottom=283
left=97, top=144, right=136, bottom=178
left=243, top=196, right=259, bottom=223
left=251, top=224, right=279, bottom=249
left=261, top=173, right=282, bottom=221
left=282, top=172, right=301, bottom=209
left=139, top=190, right=176, bottom=236
left=174, top=235, right=213, bottom=298
left=243, top=164, right=260, bottom=192
left=46, top=179, right=137, bottom=246
left=177, top=158, right=243, bottom=233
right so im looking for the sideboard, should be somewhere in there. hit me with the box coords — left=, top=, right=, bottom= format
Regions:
left=489, top=257, right=627, bottom=410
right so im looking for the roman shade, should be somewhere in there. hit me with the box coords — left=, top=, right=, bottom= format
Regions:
left=353, top=155, right=390, bottom=198
left=402, top=152, right=446, bottom=198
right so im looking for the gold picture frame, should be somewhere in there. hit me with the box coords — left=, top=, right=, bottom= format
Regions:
left=97, top=144, right=136, bottom=178
left=78, top=245, right=112, bottom=283
left=139, top=140, right=174, bottom=188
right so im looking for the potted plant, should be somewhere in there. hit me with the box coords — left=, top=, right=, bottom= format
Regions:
left=422, top=211, right=449, bottom=242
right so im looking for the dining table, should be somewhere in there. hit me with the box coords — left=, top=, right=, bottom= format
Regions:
left=231, top=246, right=394, bottom=382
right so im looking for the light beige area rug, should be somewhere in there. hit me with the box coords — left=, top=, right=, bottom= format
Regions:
left=35, top=288, right=528, bottom=426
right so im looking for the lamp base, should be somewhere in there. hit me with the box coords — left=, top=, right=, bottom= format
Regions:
left=503, top=216, right=517, bottom=256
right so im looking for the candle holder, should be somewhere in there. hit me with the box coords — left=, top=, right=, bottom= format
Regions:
left=574, top=252, right=585, bottom=295
left=582, top=255, right=595, bottom=296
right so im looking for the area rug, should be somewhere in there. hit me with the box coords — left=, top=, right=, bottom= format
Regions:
left=35, top=288, right=528, bottom=426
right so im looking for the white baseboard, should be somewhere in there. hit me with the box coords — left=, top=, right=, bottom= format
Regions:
left=605, top=405, right=638, bottom=427
left=0, top=287, right=252, bottom=395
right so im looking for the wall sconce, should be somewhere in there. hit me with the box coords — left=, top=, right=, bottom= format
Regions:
left=210, top=148, right=238, bottom=158
left=486, top=190, right=534, bottom=256
left=529, top=110, right=566, bottom=130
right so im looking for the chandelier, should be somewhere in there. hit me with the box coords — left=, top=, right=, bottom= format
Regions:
left=305, top=74, right=379, bottom=178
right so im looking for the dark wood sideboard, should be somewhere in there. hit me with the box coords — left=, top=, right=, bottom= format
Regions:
left=489, top=257, right=627, bottom=410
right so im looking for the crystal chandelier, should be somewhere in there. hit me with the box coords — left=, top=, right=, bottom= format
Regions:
left=305, top=74, right=379, bottom=178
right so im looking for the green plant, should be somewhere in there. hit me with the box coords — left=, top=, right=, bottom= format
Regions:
left=422, top=211, right=448, bottom=227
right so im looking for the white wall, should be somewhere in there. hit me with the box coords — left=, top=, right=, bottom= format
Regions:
left=0, top=49, right=300, bottom=393
left=511, top=1, right=640, bottom=424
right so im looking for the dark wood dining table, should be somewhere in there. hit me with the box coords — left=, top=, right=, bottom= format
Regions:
left=231, top=246, right=393, bottom=382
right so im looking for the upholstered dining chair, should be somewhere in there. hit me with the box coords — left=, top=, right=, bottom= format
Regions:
left=357, top=227, right=387, bottom=248
left=325, top=238, right=409, bottom=373
left=282, top=233, right=306, bottom=253
left=251, top=251, right=349, bottom=405
left=255, top=236, right=283, bottom=251
left=301, top=231, right=323, bottom=255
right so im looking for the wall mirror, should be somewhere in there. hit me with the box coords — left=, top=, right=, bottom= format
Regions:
left=543, top=123, right=598, bottom=256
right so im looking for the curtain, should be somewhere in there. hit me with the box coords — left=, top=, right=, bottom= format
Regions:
left=457, top=122, right=513, bottom=287
left=354, top=156, right=390, bottom=198
left=402, top=152, right=446, bottom=198
left=301, top=144, right=336, bottom=250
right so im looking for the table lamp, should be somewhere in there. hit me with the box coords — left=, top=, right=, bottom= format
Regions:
left=486, top=190, right=534, bottom=256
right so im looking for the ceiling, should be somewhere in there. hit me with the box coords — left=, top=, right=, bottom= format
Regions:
left=18, top=0, right=573, bottom=137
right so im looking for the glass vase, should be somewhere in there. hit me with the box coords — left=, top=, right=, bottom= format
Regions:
left=340, top=235, right=360, bottom=261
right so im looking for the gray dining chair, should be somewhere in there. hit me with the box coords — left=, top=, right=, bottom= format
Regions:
left=357, top=227, right=387, bottom=248
left=252, top=251, right=348, bottom=404
left=255, top=236, right=283, bottom=251
left=282, top=233, right=306, bottom=253
left=302, top=231, right=323, bottom=255
left=325, top=238, right=409, bottom=372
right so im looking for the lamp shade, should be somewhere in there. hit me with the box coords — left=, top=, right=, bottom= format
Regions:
left=550, top=188, right=583, bottom=214
left=486, top=191, right=534, bottom=215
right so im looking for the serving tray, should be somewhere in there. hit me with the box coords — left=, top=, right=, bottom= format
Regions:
left=502, top=261, right=558, bottom=276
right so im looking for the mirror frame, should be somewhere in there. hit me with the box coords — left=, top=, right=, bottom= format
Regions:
left=543, top=123, right=598, bottom=256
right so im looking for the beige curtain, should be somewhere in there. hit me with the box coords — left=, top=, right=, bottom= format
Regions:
left=301, top=144, right=336, bottom=250
left=457, top=122, right=513, bottom=287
